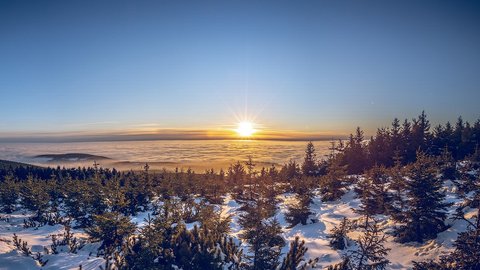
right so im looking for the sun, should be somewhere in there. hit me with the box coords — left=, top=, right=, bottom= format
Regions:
left=236, top=121, right=256, bottom=137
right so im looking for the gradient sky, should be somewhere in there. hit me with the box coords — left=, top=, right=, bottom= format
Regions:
left=1, top=0, right=479, bottom=140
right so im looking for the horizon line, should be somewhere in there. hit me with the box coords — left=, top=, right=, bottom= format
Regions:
left=0, top=129, right=348, bottom=143
left=0, top=136, right=348, bottom=143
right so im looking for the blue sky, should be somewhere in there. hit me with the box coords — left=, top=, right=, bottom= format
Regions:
left=1, top=1, right=479, bottom=140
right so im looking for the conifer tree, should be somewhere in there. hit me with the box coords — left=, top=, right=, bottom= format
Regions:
left=248, top=218, right=285, bottom=270
left=320, top=158, right=348, bottom=202
left=453, top=116, right=465, bottom=159
left=396, top=151, right=450, bottom=242
left=437, top=146, right=456, bottom=180
left=388, top=155, right=408, bottom=221
left=245, top=156, right=258, bottom=201
left=286, top=175, right=315, bottom=227
left=239, top=201, right=285, bottom=270
left=0, top=174, right=18, bottom=213
left=280, top=160, right=301, bottom=182
left=285, top=192, right=312, bottom=228
left=228, top=161, right=246, bottom=197
left=401, top=118, right=415, bottom=163
left=279, top=236, right=311, bottom=270
left=355, top=165, right=391, bottom=216
left=20, top=176, right=50, bottom=220
left=411, top=111, right=431, bottom=154
left=302, top=142, right=317, bottom=176
left=390, top=118, right=402, bottom=155
left=86, top=211, right=136, bottom=252
left=257, top=166, right=280, bottom=218
left=347, top=216, right=390, bottom=270
left=328, top=217, right=349, bottom=250
left=368, top=128, right=392, bottom=167
left=343, top=127, right=368, bottom=174
left=107, top=179, right=131, bottom=215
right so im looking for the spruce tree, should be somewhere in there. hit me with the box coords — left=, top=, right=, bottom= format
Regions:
left=396, top=151, right=451, bottom=242
left=401, top=118, right=415, bottom=163
left=411, top=111, right=431, bottom=154
left=302, top=142, right=317, bottom=176
left=343, top=127, right=368, bottom=174
left=320, top=158, right=348, bottom=202
left=280, top=236, right=315, bottom=270
left=388, top=156, right=408, bottom=222
left=239, top=201, right=285, bottom=270
left=0, top=174, right=18, bottom=213
left=390, top=118, right=402, bottom=157
left=286, top=175, right=315, bottom=227
left=437, top=146, right=456, bottom=180
left=85, top=211, right=136, bottom=252
left=347, top=216, right=390, bottom=270
left=20, top=176, right=50, bottom=220
left=355, top=165, right=391, bottom=216
left=285, top=193, right=312, bottom=228
left=328, top=217, right=349, bottom=250
left=368, top=128, right=392, bottom=167
left=280, top=160, right=301, bottom=182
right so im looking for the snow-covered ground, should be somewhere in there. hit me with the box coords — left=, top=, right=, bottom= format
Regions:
left=0, top=213, right=104, bottom=270
left=0, top=184, right=475, bottom=270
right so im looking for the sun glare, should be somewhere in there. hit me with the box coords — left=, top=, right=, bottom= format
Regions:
left=236, top=121, right=256, bottom=137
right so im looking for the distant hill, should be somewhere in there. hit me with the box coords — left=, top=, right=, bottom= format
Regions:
left=34, top=153, right=111, bottom=162
left=0, top=159, right=40, bottom=169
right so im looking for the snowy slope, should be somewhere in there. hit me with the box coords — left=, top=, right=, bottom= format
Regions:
left=0, top=183, right=475, bottom=270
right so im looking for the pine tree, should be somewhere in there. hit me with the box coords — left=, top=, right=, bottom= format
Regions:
left=20, top=176, right=50, bottom=220
left=401, top=118, right=415, bottom=163
left=0, top=174, right=18, bottom=213
left=328, top=217, right=349, bottom=250
left=388, top=156, right=408, bottom=221
left=279, top=236, right=309, bottom=270
left=396, top=151, right=451, bottom=242
left=347, top=216, right=390, bottom=270
left=85, top=211, right=136, bottom=252
left=285, top=192, right=312, bottom=228
left=123, top=209, right=241, bottom=270
left=390, top=118, right=402, bottom=156
left=280, top=160, right=301, bottom=182
left=320, top=158, right=348, bottom=202
left=355, top=165, right=391, bottom=216
left=286, top=175, right=315, bottom=227
left=126, top=203, right=182, bottom=268
left=107, top=179, right=131, bottom=215
left=228, top=161, right=246, bottom=198
left=239, top=201, right=285, bottom=270
left=245, top=156, right=258, bottom=201
left=343, top=127, right=368, bottom=174
left=302, top=142, right=317, bottom=176
left=172, top=224, right=223, bottom=270
left=411, top=111, right=431, bottom=154
left=368, top=128, right=392, bottom=167
left=243, top=218, right=285, bottom=270
left=454, top=116, right=465, bottom=159
left=437, top=146, right=456, bottom=180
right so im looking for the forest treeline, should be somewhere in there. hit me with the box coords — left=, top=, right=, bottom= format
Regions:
left=0, top=111, right=479, bottom=269
left=331, top=111, right=480, bottom=175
